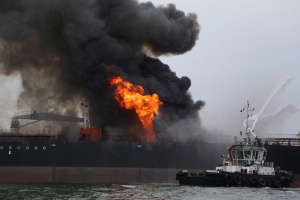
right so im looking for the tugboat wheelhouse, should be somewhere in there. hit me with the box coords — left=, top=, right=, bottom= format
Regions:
left=229, top=145, right=267, bottom=165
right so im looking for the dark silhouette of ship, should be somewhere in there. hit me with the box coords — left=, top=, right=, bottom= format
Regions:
left=0, top=107, right=299, bottom=187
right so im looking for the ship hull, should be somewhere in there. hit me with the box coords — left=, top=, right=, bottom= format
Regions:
left=0, top=166, right=299, bottom=187
left=176, top=170, right=295, bottom=188
left=0, top=140, right=227, bottom=168
left=0, top=140, right=299, bottom=187
left=265, top=144, right=300, bottom=174
left=0, top=166, right=187, bottom=183
left=0, top=140, right=225, bottom=184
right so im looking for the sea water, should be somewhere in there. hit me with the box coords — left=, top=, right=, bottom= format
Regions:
left=0, top=183, right=299, bottom=200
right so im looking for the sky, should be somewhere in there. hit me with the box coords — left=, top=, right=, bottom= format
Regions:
left=0, top=0, right=299, bottom=138
left=138, top=0, right=300, bottom=137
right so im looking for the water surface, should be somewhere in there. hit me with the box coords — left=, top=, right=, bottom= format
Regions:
left=0, top=183, right=299, bottom=199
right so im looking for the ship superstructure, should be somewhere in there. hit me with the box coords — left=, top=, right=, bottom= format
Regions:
left=216, top=101, right=275, bottom=176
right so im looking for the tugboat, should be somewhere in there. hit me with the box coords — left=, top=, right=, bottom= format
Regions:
left=176, top=101, right=295, bottom=188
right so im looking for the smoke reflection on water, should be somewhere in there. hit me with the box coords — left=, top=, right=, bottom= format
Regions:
left=0, top=183, right=299, bottom=200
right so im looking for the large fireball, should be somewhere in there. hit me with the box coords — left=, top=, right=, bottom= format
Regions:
left=109, top=76, right=162, bottom=128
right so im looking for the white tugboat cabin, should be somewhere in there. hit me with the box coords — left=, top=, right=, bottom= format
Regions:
left=216, top=144, right=275, bottom=175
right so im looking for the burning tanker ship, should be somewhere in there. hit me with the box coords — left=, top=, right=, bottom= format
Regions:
left=0, top=0, right=220, bottom=183
left=0, top=0, right=299, bottom=186
left=0, top=79, right=298, bottom=186
left=0, top=75, right=227, bottom=183
left=0, top=99, right=228, bottom=183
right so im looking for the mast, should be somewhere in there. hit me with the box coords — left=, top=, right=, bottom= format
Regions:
left=242, top=101, right=257, bottom=145
left=81, top=98, right=91, bottom=129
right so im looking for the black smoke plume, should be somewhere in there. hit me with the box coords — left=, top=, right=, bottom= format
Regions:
left=0, top=0, right=204, bottom=139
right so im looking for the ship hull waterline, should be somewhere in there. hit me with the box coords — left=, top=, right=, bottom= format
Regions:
left=0, top=166, right=186, bottom=183
left=0, top=166, right=299, bottom=188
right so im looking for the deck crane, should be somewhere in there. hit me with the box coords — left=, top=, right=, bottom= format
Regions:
left=10, top=110, right=83, bottom=133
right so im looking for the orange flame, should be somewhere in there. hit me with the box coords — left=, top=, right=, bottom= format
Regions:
left=109, top=76, right=162, bottom=128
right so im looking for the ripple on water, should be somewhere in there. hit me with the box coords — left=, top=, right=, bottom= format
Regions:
left=0, top=183, right=300, bottom=200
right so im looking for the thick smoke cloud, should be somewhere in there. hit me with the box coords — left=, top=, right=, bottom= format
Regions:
left=0, top=0, right=204, bottom=139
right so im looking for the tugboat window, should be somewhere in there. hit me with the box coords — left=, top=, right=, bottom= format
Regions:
left=253, top=151, right=258, bottom=159
left=244, top=151, right=251, bottom=158
left=231, top=150, right=237, bottom=159
left=237, top=151, right=243, bottom=159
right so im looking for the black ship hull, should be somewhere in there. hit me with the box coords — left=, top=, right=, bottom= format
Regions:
left=0, top=140, right=228, bottom=168
left=0, top=139, right=299, bottom=186
left=0, top=140, right=228, bottom=183
left=265, top=144, right=300, bottom=174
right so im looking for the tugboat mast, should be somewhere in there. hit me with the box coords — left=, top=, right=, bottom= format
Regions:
left=242, top=101, right=257, bottom=145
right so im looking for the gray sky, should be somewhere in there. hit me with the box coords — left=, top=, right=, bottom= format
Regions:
left=139, top=0, right=300, bottom=136
left=0, top=0, right=299, bottom=137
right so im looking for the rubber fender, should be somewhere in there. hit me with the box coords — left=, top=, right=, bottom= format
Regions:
left=280, top=176, right=288, bottom=186
left=274, top=180, right=282, bottom=188
left=234, top=175, right=242, bottom=185
left=225, top=174, right=232, bottom=184
left=258, top=178, right=266, bottom=187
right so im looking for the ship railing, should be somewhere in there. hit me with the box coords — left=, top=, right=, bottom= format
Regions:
left=260, top=134, right=300, bottom=138
left=0, top=129, right=27, bottom=134
left=242, top=161, right=274, bottom=168
left=263, top=138, right=300, bottom=146
left=0, top=129, right=66, bottom=140
left=99, top=137, right=203, bottom=143
left=13, top=110, right=36, bottom=117
left=0, top=129, right=13, bottom=134
left=0, top=130, right=47, bottom=135
left=100, top=137, right=158, bottom=143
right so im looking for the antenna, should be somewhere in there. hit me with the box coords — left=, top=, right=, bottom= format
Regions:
left=242, top=101, right=257, bottom=145
left=81, top=98, right=92, bottom=128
